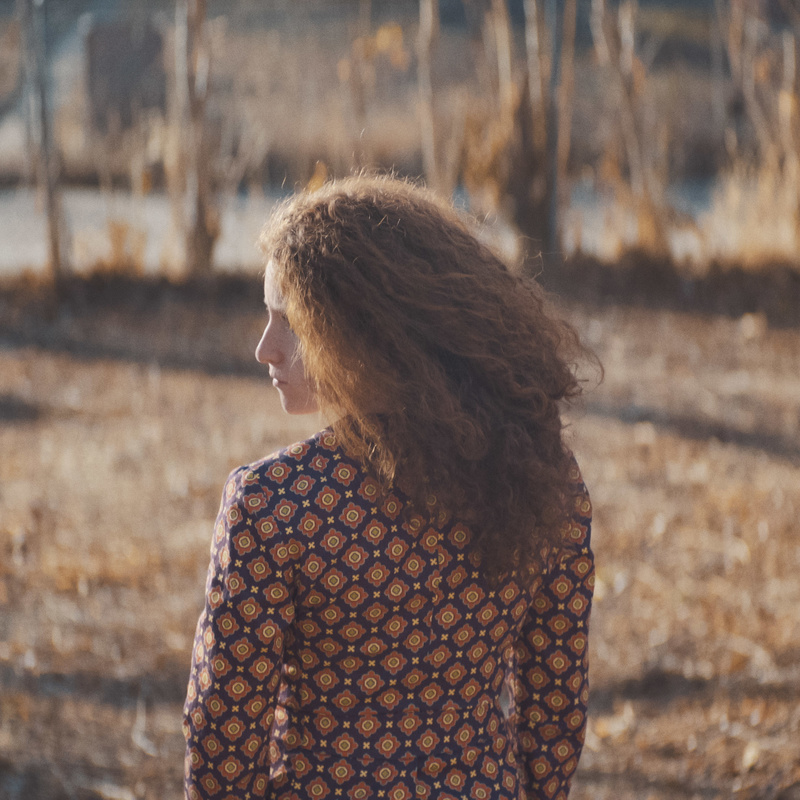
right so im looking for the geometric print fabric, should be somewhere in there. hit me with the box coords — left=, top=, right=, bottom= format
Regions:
left=184, top=429, right=594, bottom=800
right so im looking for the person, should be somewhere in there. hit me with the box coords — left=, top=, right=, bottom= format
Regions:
left=183, top=175, right=595, bottom=800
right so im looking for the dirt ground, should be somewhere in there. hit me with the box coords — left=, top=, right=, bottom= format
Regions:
left=0, top=278, right=799, bottom=799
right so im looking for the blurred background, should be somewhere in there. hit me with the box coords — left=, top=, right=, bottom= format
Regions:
left=0, top=0, right=799, bottom=798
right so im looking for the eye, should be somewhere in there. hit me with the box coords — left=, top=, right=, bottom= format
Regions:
left=267, top=308, right=296, bottom=335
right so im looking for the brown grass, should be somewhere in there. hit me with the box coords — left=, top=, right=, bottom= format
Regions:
left=0, top=276, right=798, bottom=798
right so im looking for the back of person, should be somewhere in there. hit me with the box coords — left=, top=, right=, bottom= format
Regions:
left=185, top=431, right=592, bottom=800
left=183, top=175, right=597, bottom=800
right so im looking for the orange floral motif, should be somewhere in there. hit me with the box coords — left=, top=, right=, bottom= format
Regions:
left=356, top=670, right=385, bottom=695
left=255, top=516, right=278, bottom=540
left=232, top=530, right=256, bottom=556
left=229, top=637, right=255, bottom=662
left=184, top=430, right=594, bottom=800
left=246, top=556, right=271, bottom=582
left=224, top=677, right=251, bottom=702
left=339, top=501, right=366, bottom=529
left=381, top=652, right=407, bottom=676
left=365, top=563, right=389, bottom=587
left=220, top=716, right=246, bottom=741
left=243, top=695, right=265, bottom=718
left=315, top=486, right=341, bottom=511
left=321, top=567, right=347, bottom=593
left=290, top=475, right=316, bottom=496
left=332, top=463, right=357, bottom=486
left=320, top=529, right=345, bottom=554
left=342, top=543, right=369, bottom=569
left=384, top=578, right=410, bottom=602
left=364, top=520, right=388, bottom=543
left=365, top=602, right=389, bottom=623
left=236, top=597, right=262, bottom=622
left=223, top=571, right=245, bottom=597
left=298, top=511, right=324, bottom=537
left=355, top=711, right=380, bottom=738
left=332, top=759, right=355, bottom=784
left=342, top=585, right=368, bottom=608
left=274, top=498, right=298, bottom=521
left=378, top=688, right=402, bottom=710
left=401, top=554, right=423, bottom=577
left=309, top=454, right=329, bottom=473
left=244, top=490, right=270, bottom=513
left=380, top=494, right=402, bottom=519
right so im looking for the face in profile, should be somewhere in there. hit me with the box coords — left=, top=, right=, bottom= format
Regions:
left=255, top=261, right=319, bottom=415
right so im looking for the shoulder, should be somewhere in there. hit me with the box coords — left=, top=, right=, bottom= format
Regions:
left=218, top=428, right=364, bottom=521
left=225, top=429, right=338, bottom=492
left=555, top=453, right=593, bottom=557
left=567, top=455, right=592, bottom=525
left=211, top=430, right=345, bottom=571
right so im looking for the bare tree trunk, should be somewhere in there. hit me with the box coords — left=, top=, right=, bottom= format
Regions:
left=556, top=0, right=576, bottom=185
left=780, top=30, right=800, bottom=220
left=544, top=0, right=562, bottom=253
left=591, top=0, right=669, bottom=254
left=711, top=0, right=727, bottom=136
left=418, top=0, right=440, bottom=191
left=741, top=11, right=776, bottom=163
left=516, top=0, right=550, bottom=251
left=21, top=0, right=65, bottom=283
left=491, top=0, right=513, bottom=111
left=617, top=1, right=647, bottom=198
left=592, top=0, right=645, bottom=195
left=543, top=0, right=576, bottom=255
left=461, top=0, right=573, bottom=257
left=176, top=0, right=218, bottom=277
left=523, top=0, right=547, bottom=154
left=18, top=0, right=35, bottom=185
left=723, top=1, right=779, bottom=165
left=780, top=31, right=797, bottom=167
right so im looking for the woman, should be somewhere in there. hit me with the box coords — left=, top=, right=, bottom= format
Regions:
left=183, top=175, right=595, bottom=800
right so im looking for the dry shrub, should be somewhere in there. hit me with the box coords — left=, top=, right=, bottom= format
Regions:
left=462, top=90, right=518, bottom=216
left=701, top=160, right=800, bottom=267
left=94, top=219, right=147, bottom=276
left=705, top=1, right=800, bottom=269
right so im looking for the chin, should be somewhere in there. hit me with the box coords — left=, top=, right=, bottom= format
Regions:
left=280, top=392, right=318, bottom=416
left=285, top=405, right=319, bottom=416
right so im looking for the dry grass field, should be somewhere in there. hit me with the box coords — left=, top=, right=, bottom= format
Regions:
left=0, top=276, right=799, bottom=799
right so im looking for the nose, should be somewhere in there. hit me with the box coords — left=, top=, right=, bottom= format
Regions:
left=255, top=324, right=280, bottom=366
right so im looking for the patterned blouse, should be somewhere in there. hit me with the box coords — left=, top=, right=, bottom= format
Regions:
left=183, top=429, right=594, bottom=800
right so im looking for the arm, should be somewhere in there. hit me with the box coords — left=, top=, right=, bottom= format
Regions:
left=183, top=465, right=297, bottom=800
left=513, top=479, right=594, bottom=800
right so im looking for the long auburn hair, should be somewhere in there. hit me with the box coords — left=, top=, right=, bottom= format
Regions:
left=260, top=175, right=592, bottom=585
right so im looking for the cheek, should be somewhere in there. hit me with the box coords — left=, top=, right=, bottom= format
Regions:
left=280, top=375, right=319, bottom=415
left=281, top=327, right=301, bottom=356
left=292, top=360, right=316, bottom=398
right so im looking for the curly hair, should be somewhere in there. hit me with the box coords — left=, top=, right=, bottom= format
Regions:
left=260, top=175, right=593, bottom=585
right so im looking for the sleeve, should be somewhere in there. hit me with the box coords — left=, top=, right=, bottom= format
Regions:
left=183, top=465, right=297, bottom=800
left=512, top=478, right=594, bottom=800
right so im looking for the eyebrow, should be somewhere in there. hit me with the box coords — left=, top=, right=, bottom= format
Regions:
left=263, top=298, right=287, bottom=314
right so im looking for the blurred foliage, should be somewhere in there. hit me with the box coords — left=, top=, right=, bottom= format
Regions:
left=8, top=1, right=800, bottom=271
